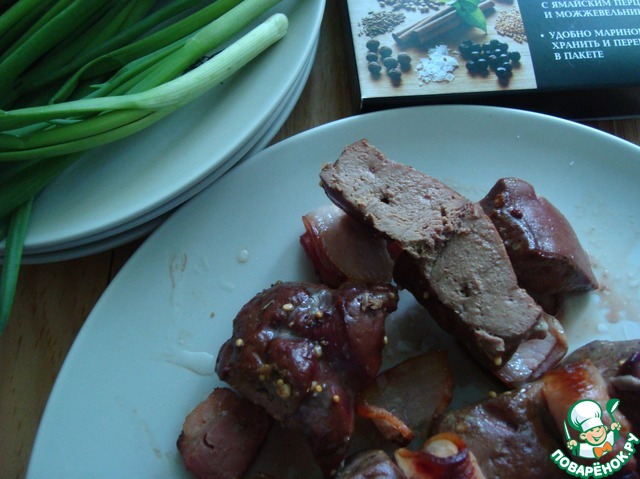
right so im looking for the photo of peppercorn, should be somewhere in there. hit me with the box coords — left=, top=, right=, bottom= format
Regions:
left=365, top=40, right=413, bottom=86
left=460, top=38, right=522, bottom=85
left=346, top=0, right=537, bottom=105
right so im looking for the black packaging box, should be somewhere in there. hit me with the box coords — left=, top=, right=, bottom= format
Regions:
left=343, top=0, right=640, bottom=119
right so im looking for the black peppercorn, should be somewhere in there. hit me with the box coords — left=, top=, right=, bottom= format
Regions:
left=397, top=52, right=412, bottom=69
left=368, top=62, right=382, bottom=75
left=379, top=45, right=393, bottom=59
left=495, top=66, right=511, bottom=79
left=461, top=37, right=519, bottom=84
left=509, top=51, right=521, bottom=63
left=383, top=56, right=399, bottom=70
left=475, top=57, right=489, bottom=71
left=366, top=39, right=380, bottom=52
left=388, top=67, right=402, bottom=83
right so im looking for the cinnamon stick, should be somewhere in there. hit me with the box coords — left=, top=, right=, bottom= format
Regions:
left=393, top=1, right=495, bottom=46
left=393, top=5, right=454, bottom=41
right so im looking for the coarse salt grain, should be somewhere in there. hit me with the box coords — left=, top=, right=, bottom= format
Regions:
left=416, top=44, right=459, bottom=84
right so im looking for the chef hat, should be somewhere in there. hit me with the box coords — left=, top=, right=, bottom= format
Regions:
left=569, top=399, right=604, bottom=433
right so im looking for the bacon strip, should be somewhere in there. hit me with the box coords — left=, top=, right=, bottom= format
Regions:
left=301, top=204, right=393, bottom=287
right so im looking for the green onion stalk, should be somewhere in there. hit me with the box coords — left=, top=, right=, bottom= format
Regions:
left=0, top=0, right=289, bottom=334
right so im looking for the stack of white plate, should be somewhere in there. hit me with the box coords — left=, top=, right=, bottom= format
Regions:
left=2, top=0, right=325, bottom=264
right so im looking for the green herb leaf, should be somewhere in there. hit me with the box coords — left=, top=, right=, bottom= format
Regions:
left=449, top=0, right=487, bottom=33
left=0, top=198, right=32, bottom=335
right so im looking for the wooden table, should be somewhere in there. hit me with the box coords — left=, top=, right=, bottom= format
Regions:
left=1, top=2, right=638, bottom=478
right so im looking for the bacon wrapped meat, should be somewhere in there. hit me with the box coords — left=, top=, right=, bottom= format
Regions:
left=216, top=281, right=398, bottom=476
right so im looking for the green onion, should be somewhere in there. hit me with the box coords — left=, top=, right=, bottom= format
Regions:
left=23, top=0, right=242, bottom=102
left=0, top=0, right=57, bottom=54
left=0, top=0, right=284, bottom=131
left=13, top=0, right=221, bottom=100
left=0, top=0, right=289, bottom=333
left=0, top=197, right=32, bottom=333
left=0, top=10, right=287, bottom=159
left=19, top=0, right=152, bottom=89
left=0, top=0, right=69, bottom=59
left=77, top=0, right=270, bottom=99
left=0, top=153, right=84, bottom=219
left=0, top=1, right=109, bottom=101
left=0, top=109, right=172, bottom=161
left=0, top=110, right=151, bottom=151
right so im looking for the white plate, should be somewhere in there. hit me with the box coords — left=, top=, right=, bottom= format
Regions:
left=28, top=105, right=640, bottom=478
left=18, top=34, right=320, bottom=263
left=11, top=0, right=325, bottom=254
left=19, top=213, right=169, bottom=265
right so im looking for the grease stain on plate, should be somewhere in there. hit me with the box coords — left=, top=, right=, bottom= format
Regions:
left=163, top=348, right=216, bottom=376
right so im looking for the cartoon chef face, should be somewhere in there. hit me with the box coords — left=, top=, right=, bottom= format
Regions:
left=581, top=424, right=608, bottom=446
left=568, top=399, right=608, bottom=445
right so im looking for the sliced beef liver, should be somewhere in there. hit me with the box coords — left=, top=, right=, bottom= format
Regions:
left=320, top=139, right=546, bottom=373
left=479, top=177, right=598, bottom=296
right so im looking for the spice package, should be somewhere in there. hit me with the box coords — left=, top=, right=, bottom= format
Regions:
left=342, top=0, right=640, bottom=119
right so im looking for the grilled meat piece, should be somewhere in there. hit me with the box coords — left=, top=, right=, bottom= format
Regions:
left=301, top=204, right=394, bottom=287
left=613, top=352, right=640, bottom=430
left=320, top=139, right=554, bottom=377
left=177, top=387, right=272, bottom=479
left=563, top=340, right=640, bottom=381
left=542, top=360, right=634, bottom=469
left=216, top=281, right=398, bottom=476
left=433, top=340, right=640, bottom=478
left=395, top=432, right=487, bottom=479
left=433, top=380, right=561, bottom=478
left=479, top=177, right=598, bottom=296
left=564, top=339, right=640, bottom=432
left=495, top=313, right=568, bottom=387
left=355, top=350, right=454, bottom=445
left=336, top=450, right=407, bottom=479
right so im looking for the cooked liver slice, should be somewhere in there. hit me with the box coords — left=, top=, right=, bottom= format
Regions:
left=479, top=177, right=598, bottom=296
left=320, top=139, right=544, bottom=372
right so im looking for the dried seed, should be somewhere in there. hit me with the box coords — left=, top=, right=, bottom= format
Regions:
left=359, top=11, right=406, bottom=37
left=277, top=381, right=292, bottom=399
left=496, top=8, right=527, bottom=43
